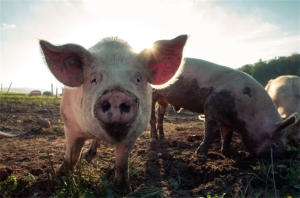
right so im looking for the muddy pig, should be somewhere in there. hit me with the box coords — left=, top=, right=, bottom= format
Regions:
left=39, top=35, right=187, bottom=193
left=265, top=75, right=300, bottom=146
left=150, top=58, right=299, bottom=158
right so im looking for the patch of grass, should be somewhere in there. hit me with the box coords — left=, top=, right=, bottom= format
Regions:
left=249, top=157, right=300, bottom=197
left=174, top=125, right=187, bottom=131
left=205, top=193, right=226, bottom=198
left=129, top=156, right=141, bottom=176
left=50, top=151, right=117, bottom=198
left=168, top=176, right=181, bottom=190
left=140, top=132, right=150, bottom=139
left=250, top=159, right=300, bottom=189
left=42, top=152, right=161, bottom=197
left=0, top=174, right=34, bottom=197
left=0, top=94, right=61, bottom=107
left=105, top=148, right=114, bottom=153
left=277, top=162, right=300, bottom=189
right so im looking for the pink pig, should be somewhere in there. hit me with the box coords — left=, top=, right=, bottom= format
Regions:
left=40, top=35, right=187, bottom=193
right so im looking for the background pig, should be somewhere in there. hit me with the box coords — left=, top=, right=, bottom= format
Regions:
left=265, top=75, right=300, bottom=146
left=150, top=58, right=299, bottom=158
left=40, top=35, right=187, bottom=193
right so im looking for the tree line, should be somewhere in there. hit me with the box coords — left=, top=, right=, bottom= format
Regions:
left=237, top=53, right=300, bottom=86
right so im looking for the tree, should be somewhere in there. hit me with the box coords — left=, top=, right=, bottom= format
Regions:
left=237, top=53, right=299, bottom=86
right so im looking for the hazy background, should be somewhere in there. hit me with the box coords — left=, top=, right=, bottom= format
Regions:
left=1, top=0, right=299, bottom=93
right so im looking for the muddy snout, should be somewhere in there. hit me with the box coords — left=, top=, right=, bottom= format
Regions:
left=95, top=89, right=138, bottom=140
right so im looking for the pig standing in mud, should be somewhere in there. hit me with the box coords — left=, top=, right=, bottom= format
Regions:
left=150, top=58, right=299, bottom=158
left=265, top=75, right=300, bottom=146
left=39, top=35, right=187, bottom=193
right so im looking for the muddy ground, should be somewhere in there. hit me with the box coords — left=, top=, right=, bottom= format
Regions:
left=0, top=104, right=299, bottom=197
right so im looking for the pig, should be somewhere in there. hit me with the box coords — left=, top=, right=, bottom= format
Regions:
left=39, top=35, right=187, bottom=193
left=265, top=75, right=300, bottom=146
left=150, top=58, right=299, bottom=158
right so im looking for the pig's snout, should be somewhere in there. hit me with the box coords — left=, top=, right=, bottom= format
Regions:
left=95, top=89, right=138, bottom=141
left=96, top=90, right=138, bottom=124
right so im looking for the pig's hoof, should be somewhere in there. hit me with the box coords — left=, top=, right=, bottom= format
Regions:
left=196, top=146, right=208, bottom=157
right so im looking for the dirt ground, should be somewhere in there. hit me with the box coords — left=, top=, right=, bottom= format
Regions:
left=0, top=104, right=299, bottom=197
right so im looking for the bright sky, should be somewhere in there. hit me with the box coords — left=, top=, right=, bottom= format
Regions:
left=1, top=0, right=299, bottom=90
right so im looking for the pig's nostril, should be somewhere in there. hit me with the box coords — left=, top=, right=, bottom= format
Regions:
left=101, top=101, right=111, bottom=112
left=120, top=103, right=130, bottom=113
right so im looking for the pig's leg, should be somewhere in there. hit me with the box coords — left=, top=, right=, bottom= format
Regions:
left=157, top=98, right=168, bottom=139
left=85, top=139, right=100, bottom=157
left=196, top=94, right=224, bottom=156
left=196, top=119, right=220, bottom=156
left=220, top=124, right=233, bottom=157
left=150, top=99, right=158, bottom=140
left=57, top=128, right=89, bottom=174
left=114, top=141, right=135, bottom=194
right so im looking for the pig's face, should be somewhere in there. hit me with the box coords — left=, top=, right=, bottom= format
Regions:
left=80, top=39, right=153, bottom=143
left=40, top=35, right=187, bottom=144
left=254, top=112, right=299, bottom=158
left=255, top=135, right=286, bottom=158
left=286, top=122, right=300, bottom=146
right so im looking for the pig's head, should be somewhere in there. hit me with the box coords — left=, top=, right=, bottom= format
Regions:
left=40, top=35, right=187, bottom=144
left=255, top=112, right=299, bottom=158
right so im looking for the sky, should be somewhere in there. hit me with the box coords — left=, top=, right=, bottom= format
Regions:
left=1, top=0, right=299, bottom=90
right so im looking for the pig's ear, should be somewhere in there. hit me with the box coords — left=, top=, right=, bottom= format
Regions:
left=264, top=79, right=273, bottom=91
left=271, top=112, right=299, bottom=138
left=40, top=40, right=93, bottom=87
left=140, top=35, right=187, bottom=85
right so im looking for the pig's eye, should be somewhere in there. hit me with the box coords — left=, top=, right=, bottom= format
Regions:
left=91, top=78, right=97, bottom=84
left=135, top=77, right=141, bottom=85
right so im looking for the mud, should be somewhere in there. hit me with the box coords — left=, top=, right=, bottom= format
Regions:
left=0, top=104, right=299, bottom=197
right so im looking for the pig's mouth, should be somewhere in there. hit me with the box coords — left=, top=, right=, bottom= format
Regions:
left=255, top=144, right=285, bottom=159
left=101, top=123, right=132, bottom=141
left=94, top=88, right=139, bottom=141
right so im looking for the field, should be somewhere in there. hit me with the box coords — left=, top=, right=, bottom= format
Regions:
left=0, top=95, right=299, bottom=197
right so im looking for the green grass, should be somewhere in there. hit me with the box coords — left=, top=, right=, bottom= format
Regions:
left=0, top=93, right=61, bottom=107
left=0, top=175, right=34, bottom=197
left=140, top=131, right=150, bottom=139
left=248, top=148, right=300, bottom=197
left=5, top=155, right=161, bottom=197
left=0, top=151, right=165, bottom=197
